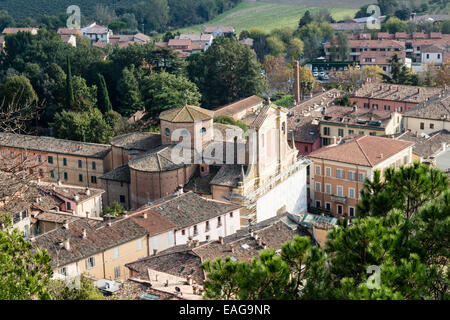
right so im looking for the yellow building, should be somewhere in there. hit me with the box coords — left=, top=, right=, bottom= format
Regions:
left=32, top=215, right=148, bottom=281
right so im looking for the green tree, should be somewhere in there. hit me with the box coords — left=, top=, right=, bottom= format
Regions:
left=0, top=75, right=38, bottom=107
left=0, top=214, right=53, bottom=300
left=336, top=32, right=350, bottom=61
left=97, top=73, right=112, bottom=113
left=266, top=36, right=286, bottom=57
left=441, top=20, right=450, bottom=34
left=378, top=0, right=399, bottom=15
left=51, top=107, right=113, bottom=143
left=101, top=201, right=127, bottom=217
left=383, top=16, right=407, bottom=34
left=71, top=76, right=97, bottom=112
left=141, top=70, right=201, bottom=116
left=116, top=65, right=143, bottom=116
left=0, top=10, right=15, bottom=32
left=287, top=38, right=304, bottom=61
left=65, top=56, right=74, bottom=109
left=214, top=115, right=248, bottom=132
left=186, top=37, right=266, bottom=107
left=48, top=276, right=108, bottom=300
left=298, top=10, right=313, bottom=28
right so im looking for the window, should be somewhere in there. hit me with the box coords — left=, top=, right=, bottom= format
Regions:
left=114, top=266, right=120, bottom=279
left=372, top=104, right=378, bottom=110
left=358, top=172, right=365, bottom=182
left=168, top=231, right=174, bottom=245
left=67, top=202, right=71, bottom=211
left=137, top=238, right=143, bottom=251
left=337, top=205, right=343, bottom=215
left=230, top=211, right=233, bottom=218
left=92, top=162, right=96, bottom=170
left=113, top=247, right=119, bottom=259
left=349, top=188, right=355, bottom=199
left=63, top=158, right=67, bottom=166
left=420, top=122, right=424, bottom=130
left=38, top=155, right=42, bottom=162
left=181, top=229, right=185, bottom=236
left=438, top=53, right=441, bottom=59
left=384, top=105, right=390, bottom=111
left=200, top=127, right=207, bottom=136
left=153, top=237, right=158, bottom=250
left=206, top=235, right=210, bottom=241
left=364, top=103, right=369, bottom=109
left=205, top=221, right=210, bottom=232
left=315, top=182, right=321, bottom=192
left=39, top=169, right=44, bottom=177
left=369, top=132, right=376, bottom=136
left=403, top=155, right=408, bottom=164
left=337, top=185, right=344, bottom=197
left=430, top=123, right=434, bottom=129
left=315, top=200, right=321, bottom=208
left=48, top=156, right=54, bottom=164
left=165, top=128, right=170, bottom=136
left=348, top=129, right=354, bottom=135
left=426, top=53, right=430, bottom=59
left=315, top=165, right=321, bottom=176
left=336, top=169, right=344, bottom=179
left=64, top=172, right=68, bottom=180
left=79, top=174, right=83, bottom=182
left=348, top=171, right=356, bottom=181
left=323, top=127, right=330, bottom=135
left=349, top=207, right=355, bottom=217
left=359, top=131, right=365, bottom=135
left=397, top=106, right=402, bottom=112
left=193, top=225, right=198, bottom=236
left=58, top=267, right=67, bottom=276
left=86, top=257, right=95, bottom=269
left=217, top=216, right=222, bottom=227
left=91, top=176, right=97, bottom=184
left=119, top=195, right=125, bottom=203
left=338, top=129, right=344, bottom=137
left=325, top=183, right=331, bottom=194
left=50, top=170, right=55, bottom=178
left=325, top=202, right=331, bottom=211
left=78, top=160, right=82, bottom=168
left=325, top=167, right=331, bottom=177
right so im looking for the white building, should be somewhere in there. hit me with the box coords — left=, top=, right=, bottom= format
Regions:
left=403, top=91, right=450, bottom=135
left=82, top=23, right=112, bottom=44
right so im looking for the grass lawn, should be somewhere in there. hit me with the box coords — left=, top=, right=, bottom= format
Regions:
left=176, top=0, right=357, bottom=34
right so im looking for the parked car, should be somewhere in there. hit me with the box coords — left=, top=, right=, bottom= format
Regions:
left=344, top=66, right=348, bottom=71
left=313, top=67, right=318, bottom=72
left=319, top=71, right=326, bottom=77
left=323, top=74, right=329, bottom=80
left=313, top=72, right=319, bottom=77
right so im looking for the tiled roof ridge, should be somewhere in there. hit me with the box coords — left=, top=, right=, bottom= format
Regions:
left=32, top=216, right=84, bottom=240
left=355, top=136, right=374, bottom=166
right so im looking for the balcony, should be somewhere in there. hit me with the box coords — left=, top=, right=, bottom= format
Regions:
left=331, top=195, right=347, bottom=203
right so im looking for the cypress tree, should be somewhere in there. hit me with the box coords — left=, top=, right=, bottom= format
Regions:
left=97, top=73, right=112, bottom=113
left=66, top=56, right=74, bottom=108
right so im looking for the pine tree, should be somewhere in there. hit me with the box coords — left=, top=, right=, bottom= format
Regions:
left=97, top=73, right=112, bottom=113
left=66, top=56, right=74, bottom=108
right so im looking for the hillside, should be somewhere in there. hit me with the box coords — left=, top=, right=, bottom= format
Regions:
left=177, top=0, right=360, bottom=33
left=0, top=0, right=142, bottom=22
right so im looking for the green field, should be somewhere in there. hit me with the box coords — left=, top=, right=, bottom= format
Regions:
left=177, top=0, right=358, bottom=34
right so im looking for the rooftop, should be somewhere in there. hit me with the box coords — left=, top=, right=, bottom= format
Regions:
left=159, top=105, right=214, bottom=123
left=100, top=164, right=130, bottom=183
left=309, top=135, right=414, bottom=167
left=128, top=144, right=193, bottom=172
left=147, top=191, right=241, bottom=229
left=32, top=216, right=147, bottom=267
left=38, top=183, right=104, bottom=203
left=353, top=83, right=443, bottom=103
left=320, top=105, right=396, bottom=129
left=209, top=165, right=243, bottom=188
left=110, top=132, right=161, bottom=151
left=403, top=92, right=450, bottom=121
left=395, top=129, right=450, bottom=159
left=213, top=95, right=264, bottom=118
left=129, top=209, right=176, bottom=236
left=0, top=133, right=111, bottom=158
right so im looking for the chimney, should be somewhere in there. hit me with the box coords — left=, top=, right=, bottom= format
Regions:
left=64, top=239, right=70, bottom=251
left=294, top=61, right=300, bottom=104
left=379, top=153, right=383, bottom=159
left=177, top=185, right=184, bottom=195
left=153, top=249, right=158, bottom=255
left=82, top=229, right=87, bottom=239
left=230, top=245, right=235, bottom=253
left=74, top=195, right=79, bottom=202
left=257, top=238, right=263, bottom=246
left=187, top=275, right=193, bottom=285
left=442, top=142, right=447, bottom=152
left=194, top=240, right=200, bottom=247
left=219, top=236, right=224, bottom=244
left=143, top=212, right=148, bottom=219
left=57, top=180, right=62, bottom=186
left=332, top=136, right=337, bottom=145
left=63, top=221, right=69, bottom=229
left=85, top=189, right=91, bottom=196
left=85, top=212, right=89, bottom=219
left=352, top=105, right=357, bottom=112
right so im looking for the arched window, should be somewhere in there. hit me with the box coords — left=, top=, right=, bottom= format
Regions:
left=165, top=128, right=170, bottom=136
left=200, top=127, right=207, bottom=136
